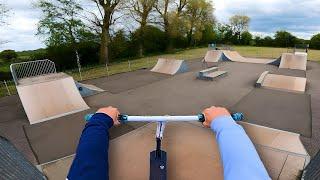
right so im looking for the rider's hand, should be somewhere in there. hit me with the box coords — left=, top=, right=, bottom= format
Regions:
left=202, top=106, right=230, bottom=128
left=97, top=106, right=121, bottom=126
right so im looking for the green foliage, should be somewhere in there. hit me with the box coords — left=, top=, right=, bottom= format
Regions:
left=47, top=42, right=99, bottom=70
left=214, top=23, right=237, bottom=44
left=130, top=25, right=167, bottom=56
left=262, top=36, right=274, bottom=47
left=310, top=34, right=320, bottom=50
left=229, top=15, right=250, bottom=35
left=0, top=50, right=18, bottom=61
left=274, top=31, right=297, bottom=47
left=240, top=31, right=253, bottom=45
left=110, top=30, right=132, bottom=59
left=35, top=0, right=89, bottom=47
left=199, top=24, right=216, bottom=45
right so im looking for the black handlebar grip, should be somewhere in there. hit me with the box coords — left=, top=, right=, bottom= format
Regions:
left=118, top=114, right=128, bottom=122
left=198, top=114, right=205, bottom=122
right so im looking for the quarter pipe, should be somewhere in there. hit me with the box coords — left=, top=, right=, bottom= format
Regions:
left=17, top=73, right=89, bottom=124
left=151, top=58, right=189, bottom=75
left=279, top=53, right=307, bottom=71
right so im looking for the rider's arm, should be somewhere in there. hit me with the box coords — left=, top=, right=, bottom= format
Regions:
left=67, top=107, right=120, bottom=180
left=203, top=107, right=270, bottom=180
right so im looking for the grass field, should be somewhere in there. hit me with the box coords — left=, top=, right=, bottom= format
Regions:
left=0, top=46, right=319, bottom=97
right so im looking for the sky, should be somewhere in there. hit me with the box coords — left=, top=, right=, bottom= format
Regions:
left=1, top=0, right=320, bottom=51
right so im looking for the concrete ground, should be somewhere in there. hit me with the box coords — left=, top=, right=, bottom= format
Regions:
left=0, top=59, right=319, bottom=166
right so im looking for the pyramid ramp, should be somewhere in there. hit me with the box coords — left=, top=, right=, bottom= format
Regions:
left=151, top=58, right=188, bottom=75
left=279, top=53, right=307, bottom=71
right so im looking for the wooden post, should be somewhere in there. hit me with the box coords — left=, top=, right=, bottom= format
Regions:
left=106, top=64, right=110, bottom=77
left=128, top=60, right=132, bottom=71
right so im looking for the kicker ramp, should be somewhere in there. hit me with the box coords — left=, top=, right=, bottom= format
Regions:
left=151, top=58, right=188, bottom=75
left=256, top=71, right=307, bottom=92
left=10, top=60, right=89, bottom=124
left=279, top=53, right=307, bottom=71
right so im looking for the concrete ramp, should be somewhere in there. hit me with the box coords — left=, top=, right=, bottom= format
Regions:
left=151, top=58, right=188, bottom=75
left=202, top=50, right=279, bottom=64
left=202, top=50, right=223, bottom=67
left=223, top=50, right=277, bottom=64
left=256, top=71, right=306, bottom=92
left=279, top=53, right=307, bottom=71
left=17, top=73, right=89, bottom=124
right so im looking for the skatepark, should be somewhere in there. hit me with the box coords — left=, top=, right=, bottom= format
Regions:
left=0, top=50, right=320, bottom=179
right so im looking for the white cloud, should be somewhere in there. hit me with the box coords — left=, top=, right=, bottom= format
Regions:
left=0, top=0, right=43, bottom=51
left=214, top=0, right=320, bottom=39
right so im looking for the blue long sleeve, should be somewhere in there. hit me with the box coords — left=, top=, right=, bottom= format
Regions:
left=68, top=113, right=113, bottom=180
left=211, top=115, right=270, bottom=180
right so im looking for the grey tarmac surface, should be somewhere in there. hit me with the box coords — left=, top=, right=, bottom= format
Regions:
left=1, top=59, right=320, bottom=165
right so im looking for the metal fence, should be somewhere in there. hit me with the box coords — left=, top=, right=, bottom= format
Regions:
left=10, top=59, right=56, bottom=85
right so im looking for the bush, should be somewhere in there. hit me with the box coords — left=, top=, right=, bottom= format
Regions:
left=132, top=25, right=167, bottom=56
left=240, top=31, right=253, bottom=45
left=29, top=51, right=49, bottom=61
left=47, top=41, right=100, bottom=71
left=0, top=50, right=18, bottom=61
left=274, top=31, right=297, bottom=47
left=310, top=34, right=320, bottom=50
left=110, top=30, right=132, bottom=60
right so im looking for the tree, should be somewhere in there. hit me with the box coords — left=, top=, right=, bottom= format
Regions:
left=88, top=0, right=123, bottom=65
left=240, top=31, right=252, bottom=45
left=0, top=50, right=17, bottom=62
left=128, top=0, right=157, bottom=57
left=35, top=0, right=94, bottom=76
left=154, top=0, right=173, bottom=50
left=262, top=36, right=274, bottom=47
left=310, top=33, right=320, bottom=50
left=35, top=0, right=90, bottom=47
left=184, top=0, right=215, bottom=46
left=274, top=30, right=297, bottom=47
left=214, top=23, right=235, bottom=44
left=167, top=0, right=188, bottom=44
left=229, top=15, right=250, bottom=42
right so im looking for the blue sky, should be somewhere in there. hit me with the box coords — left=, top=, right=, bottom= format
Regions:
left=1, top=0, right=320, bottom=51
